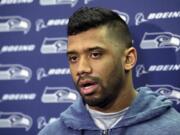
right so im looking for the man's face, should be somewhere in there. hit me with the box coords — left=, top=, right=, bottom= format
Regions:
left=67, top=27, right=127, bottom=108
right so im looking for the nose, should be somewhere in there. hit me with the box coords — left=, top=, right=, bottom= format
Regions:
left=77, top=57, right=92, bottom=77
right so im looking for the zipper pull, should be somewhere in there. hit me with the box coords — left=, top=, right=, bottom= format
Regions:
left=102, top=130, right=108, bottom=135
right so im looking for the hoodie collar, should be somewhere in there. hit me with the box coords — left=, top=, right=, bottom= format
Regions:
left=116, top=87, right=173, bottom=127
left=61, top=87, right=173, bottom=129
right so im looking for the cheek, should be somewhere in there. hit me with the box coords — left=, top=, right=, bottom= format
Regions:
left=104, top=60, right=123, bottom=79
left=93, top=60, right=116, bottom=81
left=69, top=66, right=77, bottom=81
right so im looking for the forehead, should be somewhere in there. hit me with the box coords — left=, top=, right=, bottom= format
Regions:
left=67, top=27, right=109, bottom=51
left=69, top=27, right=106, bottom=41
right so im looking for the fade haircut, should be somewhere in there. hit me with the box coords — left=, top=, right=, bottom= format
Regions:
left=68, top=7, right=132, bottom=48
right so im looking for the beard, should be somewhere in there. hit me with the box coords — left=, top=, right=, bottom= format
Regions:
left=74, top=64, right=125, bottom=108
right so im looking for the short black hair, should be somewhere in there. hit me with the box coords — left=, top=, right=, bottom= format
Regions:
left=68, top=7, right=132, bottom=48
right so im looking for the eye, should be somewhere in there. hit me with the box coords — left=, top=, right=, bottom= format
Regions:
left=68, top=55, right=78, bottom=63
left=90, top=51, right=102, bottom=59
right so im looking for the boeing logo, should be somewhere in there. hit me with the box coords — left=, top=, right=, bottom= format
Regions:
left=136, top=64, right=180, bottom=77
left=135, top=11, right=180, bottom=25
left=0, top=16, right=31, bottom=34
left=135, top=65, right=147, bottom=77
left=0, top=44, right=35, bottom=54
left=145, top=84, right=180, bottom=104
left=36, top=67, right=70, bottom=80
left=140, top=32, right=180, bottom=52
left=0, top=0, right=33, bottom=5
left=40, top=37, right=67, bottom=54
left=0, top=93, right=36, bottom=102
left=113, top=10, right=129, bottom=24
left=35, top=18, right=68, bottom=31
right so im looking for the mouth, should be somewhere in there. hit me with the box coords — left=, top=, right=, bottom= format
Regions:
left=78, top=80, right=98, bottom=95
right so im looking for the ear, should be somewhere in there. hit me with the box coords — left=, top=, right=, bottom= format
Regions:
left=123, top=47, right=137, bottom=71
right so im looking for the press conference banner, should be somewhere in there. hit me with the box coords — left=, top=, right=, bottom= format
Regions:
left=0, top=0, right=180, bottom=134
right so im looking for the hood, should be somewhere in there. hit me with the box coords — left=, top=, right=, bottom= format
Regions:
left=118, top=87, right=173, bottom=127
left=61, top=87, right=173, bottom=129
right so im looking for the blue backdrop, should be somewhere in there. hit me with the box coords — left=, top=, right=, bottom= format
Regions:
left=0, top=0, right=180, bottom=134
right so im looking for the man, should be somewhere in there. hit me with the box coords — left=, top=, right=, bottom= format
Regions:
left=38, top=7, right=180, bottom=135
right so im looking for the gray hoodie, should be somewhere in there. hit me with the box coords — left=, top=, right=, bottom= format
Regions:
left=38, top=87, right=180, bottom=135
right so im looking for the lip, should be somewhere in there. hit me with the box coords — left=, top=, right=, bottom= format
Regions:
left=78, top=79, right=98, bottom=95
left=80, top=83, right=98, bottom=95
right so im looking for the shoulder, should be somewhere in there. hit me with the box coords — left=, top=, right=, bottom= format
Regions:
left=146, top=108, right=180, bottom=134
left=37, top=100, right=83, bottom=135
left=161, top=108, right=180, bottom=126
left=149, top=108, right=180, bottom=128
left=37, top=117, right=65, bottom=135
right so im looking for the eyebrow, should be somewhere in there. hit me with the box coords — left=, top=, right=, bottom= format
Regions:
left=88, top=46, right=105, bottom=52
left=67, top=46, right=105, bottom=56
left=66, top=50, right=76, bottom=56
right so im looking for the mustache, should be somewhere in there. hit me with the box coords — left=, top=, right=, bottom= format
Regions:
left=76, top=75, right=100, bottom=86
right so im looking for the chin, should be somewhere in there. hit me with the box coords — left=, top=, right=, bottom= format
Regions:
left=84, top=97, right=107, bottom=107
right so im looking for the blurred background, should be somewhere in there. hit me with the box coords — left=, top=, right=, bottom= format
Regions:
left=0, top=0, right=180, bottom=134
